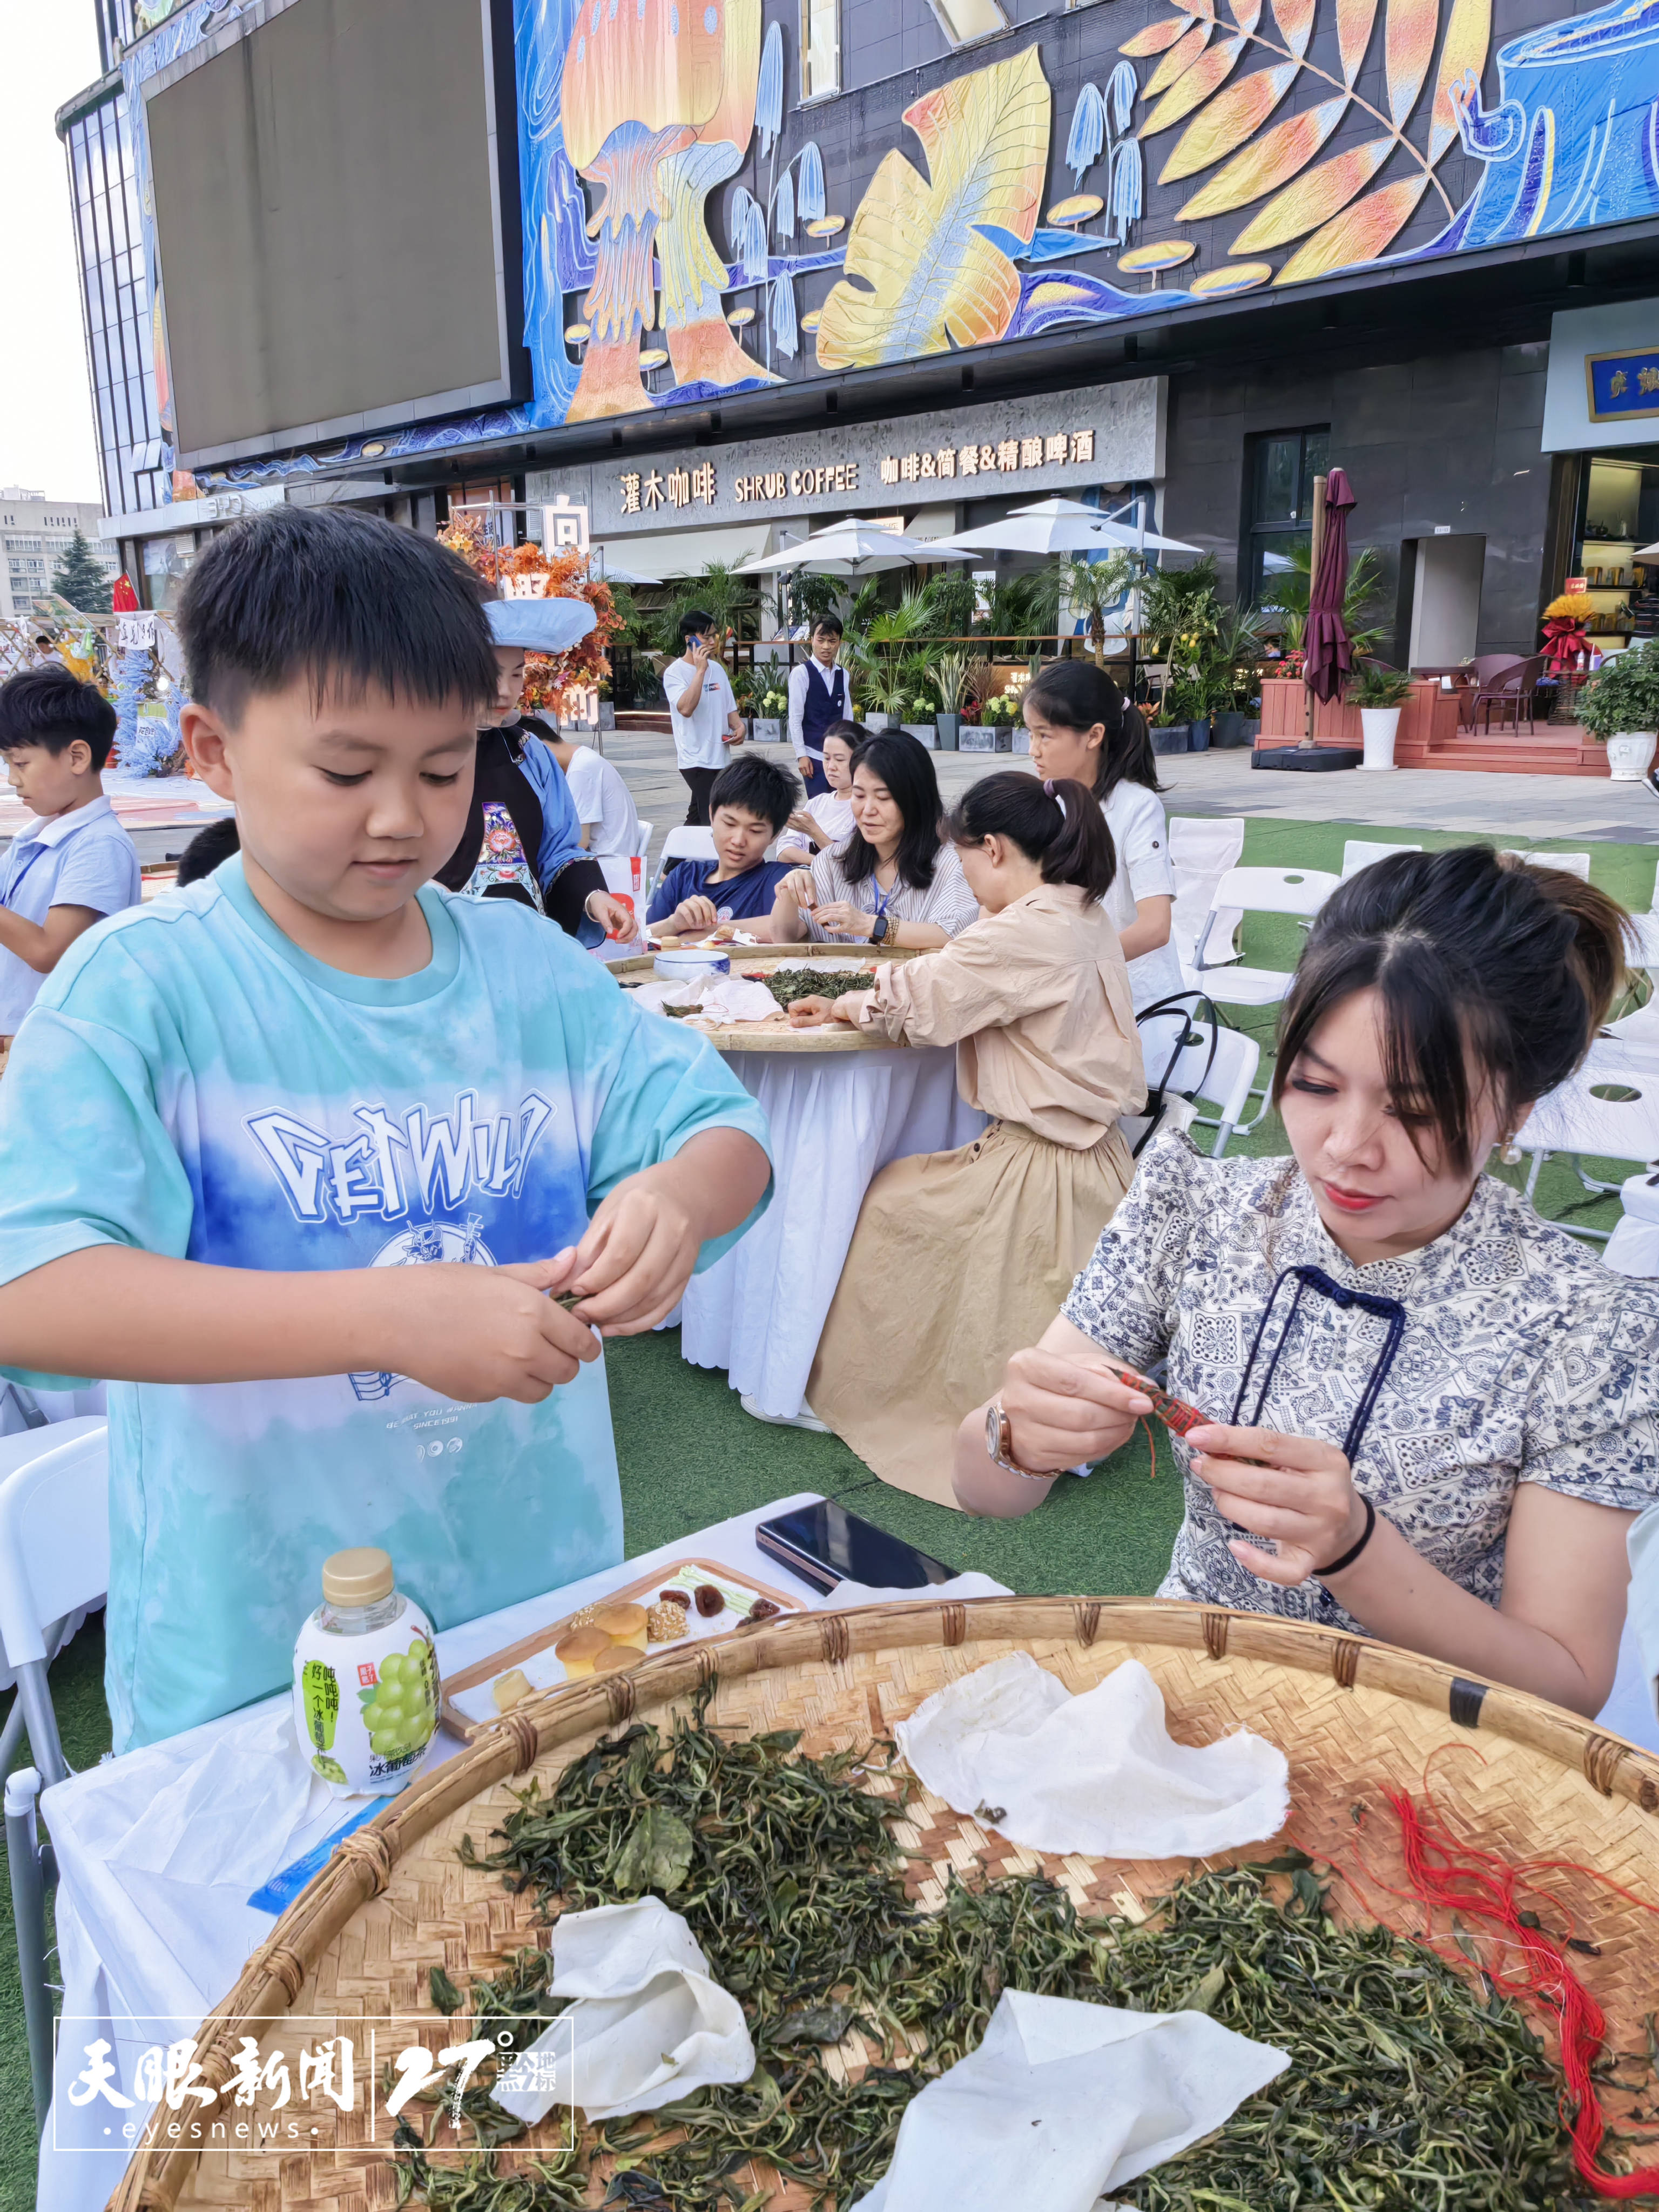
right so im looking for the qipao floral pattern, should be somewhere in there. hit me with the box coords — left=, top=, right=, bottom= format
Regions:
left=1063, top=1132, right=1659, bottom=1632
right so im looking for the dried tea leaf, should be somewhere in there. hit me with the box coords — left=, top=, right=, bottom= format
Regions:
left=613, top=1804, right=695, bottom=1895
left=1181, top=1962, right=1229, bottom=2015
left=429, top=1965, right=464, bottom=2018
left=773, top=2003, right=855, bottom=2045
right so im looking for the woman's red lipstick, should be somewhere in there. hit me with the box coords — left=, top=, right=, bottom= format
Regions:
left=1323, top=1181, right=1382, bottom=1213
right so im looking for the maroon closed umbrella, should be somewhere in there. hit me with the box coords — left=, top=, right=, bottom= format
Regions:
left=1302, top=467, right=1356, bottom=705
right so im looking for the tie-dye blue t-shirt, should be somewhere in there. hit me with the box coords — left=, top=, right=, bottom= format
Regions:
left=0, top=858, right=771, bottom=1751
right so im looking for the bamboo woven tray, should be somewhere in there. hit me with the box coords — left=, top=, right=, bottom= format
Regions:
left=110, top=1597, right=1659, bottom=2211
left=613, top=942, right=916, bottom=1054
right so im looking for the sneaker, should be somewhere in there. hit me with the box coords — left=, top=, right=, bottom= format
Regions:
left=739, top=1393, right=830, bottom=1433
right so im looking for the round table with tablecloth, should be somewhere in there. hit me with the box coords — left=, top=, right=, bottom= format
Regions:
left=615, top=946, right=987, bottom=1420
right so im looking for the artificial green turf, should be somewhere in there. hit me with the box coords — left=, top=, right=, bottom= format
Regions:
left=1, top=812, right=1651, bottom=2202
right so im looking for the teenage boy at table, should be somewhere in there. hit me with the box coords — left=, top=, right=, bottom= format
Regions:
left=663, top=609, right=745, bottom=826
left=0, top=663, right=140, bottom=1051
left=648, top=754, right=800, bottom=936
left=0, top=507, right=772, bottom=1754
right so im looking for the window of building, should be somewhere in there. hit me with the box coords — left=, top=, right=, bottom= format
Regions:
left=64, top=89, right=161, bottom=520
left=925, top=0, right=1008, bottom=41
left=801, top=0, right=840, bottom=99
left=1244, top=427, right=1330, bottom=604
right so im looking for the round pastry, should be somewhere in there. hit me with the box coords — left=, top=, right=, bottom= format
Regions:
left=647, top=1602, right=690, bottom=1644
left=592, top=1600, right=649, bottom=1651
left=554, top=1624, right=612, bottom=1678
left=492, top=1667, right=533, bottom=1712
left=592, top=1644, right=643, bottom=1675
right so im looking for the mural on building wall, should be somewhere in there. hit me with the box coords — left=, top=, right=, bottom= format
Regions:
left=119, top=0, right=1659, bottom=496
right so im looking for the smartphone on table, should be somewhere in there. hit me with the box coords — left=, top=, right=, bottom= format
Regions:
left=756, top=1500, right=956, bottom=1596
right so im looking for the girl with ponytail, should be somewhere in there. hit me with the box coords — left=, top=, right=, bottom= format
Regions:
left=958, top=847, right=1659, bottom=1718
left=1020, top=660, right=1184, bottom=1010
left=785, top=773, right=1146, bottom=1504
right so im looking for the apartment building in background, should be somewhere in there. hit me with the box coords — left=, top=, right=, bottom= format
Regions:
left=0, top=491, right=119, bottom=623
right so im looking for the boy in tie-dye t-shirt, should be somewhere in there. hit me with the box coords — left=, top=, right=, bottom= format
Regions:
left=0, top=510, right=771, bottom=1751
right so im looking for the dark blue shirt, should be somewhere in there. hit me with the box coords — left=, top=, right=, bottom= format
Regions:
left=648, top=858, right=792, bottom=926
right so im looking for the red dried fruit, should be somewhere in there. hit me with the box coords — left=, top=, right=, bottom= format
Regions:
left=657, top=1590, right=691, bottom=1611
left=693, top=1583, right=724, bottom=1617
left=746, top=1598, right=780, bottom=1622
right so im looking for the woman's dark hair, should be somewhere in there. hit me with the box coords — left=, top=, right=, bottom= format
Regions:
left=822, top=718, right=867, bottom=750
left=0, top=662, right=119, bottom=767
left=842, top=731, right=944, bottom=889
left=1022, top=660, right=1164, bottom=801
left=1273, top=845, right=1631, bottom=1175
left=945, top=773, right=1116, bottom=902
left=709, top=751, right=801, bottom=833
left=678, top=608, right=715, bottom=645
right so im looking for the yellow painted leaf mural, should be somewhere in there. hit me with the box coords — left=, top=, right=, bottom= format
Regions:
left=1159, top=60, right=1299, bottom=181
left=1230, top=133, right=1392, bottom=247
left=1334, top=0, right=1378, bottom=83
left=1384, top=0, right=1438, bottom=126
left=1118, top=16, right=1198, bottom=56
left=1140, top=35, right=1247, bottom=137
left=1175, top=92, right=1347, bottom=218
left=1270, top=0, right=1317, bottom=57
left=1228, top=0, right=1264, bottom=29
left=1143, top=21, right=1216, bottom=100
left=814, top=45, right=1050, bottom=373
left=1427, top=0, right=1491, bottom=161
left=1273, top=171, right=1430, bottom=281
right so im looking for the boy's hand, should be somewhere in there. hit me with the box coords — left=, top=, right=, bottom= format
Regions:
left=775, top=869, right=815, bottom=910
left=670, top=894, right=719, bottom=935
left=558, top=1135, right=768, bottom=1334
left=367, top=1256, right=600, bottom=1404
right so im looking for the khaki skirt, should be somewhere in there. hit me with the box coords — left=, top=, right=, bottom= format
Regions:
left=807, top=1117, right=1135, bottom=1508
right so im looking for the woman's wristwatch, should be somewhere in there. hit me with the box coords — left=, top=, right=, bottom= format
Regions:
left=869, top=912, right=891, bottom=944
left=984, top=1398, right=1054, bottom=1482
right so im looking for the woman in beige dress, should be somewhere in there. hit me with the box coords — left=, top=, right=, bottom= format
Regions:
left=787, top=773, right=1145, bottom=1505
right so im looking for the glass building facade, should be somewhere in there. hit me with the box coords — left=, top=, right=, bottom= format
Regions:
left=61, top=83, right=164, bottom=521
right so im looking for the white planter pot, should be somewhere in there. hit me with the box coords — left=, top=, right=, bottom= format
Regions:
left=1606, top=730, right=1657, bottom=780
left=901, top=721, right=938, bottom=747
left=1359, top=706, right=1401, bottom=771
left=752, top=718, right=783, bottom=744
left=865, top=712, right=892, bottom=732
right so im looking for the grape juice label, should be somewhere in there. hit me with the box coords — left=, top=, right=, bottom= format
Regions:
left=292, top=1600, right=440, bottom=1797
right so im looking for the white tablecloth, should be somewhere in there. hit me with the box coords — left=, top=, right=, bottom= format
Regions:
left=36, top=1498, right=1006, bottom=2210
left=679, top=1046, right=986, bottom=1417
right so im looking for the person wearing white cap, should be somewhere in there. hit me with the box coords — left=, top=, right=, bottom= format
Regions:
left=435, top=595, right=637, bottom=945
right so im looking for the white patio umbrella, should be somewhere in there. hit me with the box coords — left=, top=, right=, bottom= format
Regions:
left=929, top=496, right=1199, bottom=558
left=737, top=517, right=974, bottom=577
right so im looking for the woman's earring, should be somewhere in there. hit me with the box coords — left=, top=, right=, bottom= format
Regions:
left=1500, top=1134, right=1523, bottom=1166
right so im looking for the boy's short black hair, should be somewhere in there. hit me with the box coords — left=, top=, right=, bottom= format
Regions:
left=709, top=752, right=800, bottom=834
left=177, top=507, right=499, bottom=726
left=0, top=663, right=118, bottom=768
left=678, top=609, right=716, bottom=646
left=173, top=815, right=241, bottom=885
left=812, top=614, right=844, bottom=639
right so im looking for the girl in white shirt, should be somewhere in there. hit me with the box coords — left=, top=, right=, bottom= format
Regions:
left=1021, top=663, right=1184, bottom=1011
left=776, top=720, right=861, bottom=864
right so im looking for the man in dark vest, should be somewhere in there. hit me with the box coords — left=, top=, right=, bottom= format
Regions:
left=787, top=616, right=848, bottom=802
left=435, top=596, right=637, bottom=945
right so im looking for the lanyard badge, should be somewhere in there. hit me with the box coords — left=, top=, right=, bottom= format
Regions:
left=1232, top=1264, right=1407, bottom=1465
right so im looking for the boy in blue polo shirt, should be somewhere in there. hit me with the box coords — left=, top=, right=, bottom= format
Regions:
left=0, top=509, right=772, bottom=1750
left=0, top=663, right=140, bottom=1044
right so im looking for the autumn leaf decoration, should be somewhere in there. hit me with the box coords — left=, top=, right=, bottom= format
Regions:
left=1120, top=0, right=1489, bottom=284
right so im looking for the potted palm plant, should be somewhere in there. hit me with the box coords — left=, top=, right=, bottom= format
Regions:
left=932, top=648, right=972, bottom=750
left=1348, top=662, right=1414, bottom=771
left=1058, top=552, right=1135, bottom=666
left=1577, top=640, right=1659, bottom=779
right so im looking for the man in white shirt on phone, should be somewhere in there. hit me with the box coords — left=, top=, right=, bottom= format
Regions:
left=662, top=610, right=744, bottom=825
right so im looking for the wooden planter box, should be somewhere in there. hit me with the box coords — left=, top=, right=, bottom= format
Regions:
left=1256, top=677, right=1460, bottom=752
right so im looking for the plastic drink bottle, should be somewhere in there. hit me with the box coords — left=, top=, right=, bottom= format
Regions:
left=293, top=1547, right=439, bottom=1796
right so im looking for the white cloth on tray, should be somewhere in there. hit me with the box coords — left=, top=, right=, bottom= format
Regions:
left=678, top=1044, right=985, bottom=1418
left=852, top=1990, right=1289, bottom=2212
left=493, top=1898, right=753, bottom=2123
left=896, top=1652, right=1289, bottom=1859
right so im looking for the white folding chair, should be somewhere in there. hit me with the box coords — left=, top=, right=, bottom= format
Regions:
left=0, top=1419, right=110, bottom=2128
left=1501, top=848, right=1592, bottom=881
left=631, top=819, right=653, bottom=859
left=1135, top=1006, right=1262, bottom=1155
left=1340, top=839, right=1421, bottom=880
left=1189, top=866, right=1340, bottom=1007
left=1509, top=1034, right=1659, bottom=1239
left=648, top=825, right=717, bottom=900
left=1170, top=816, right=1244, bottom=972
